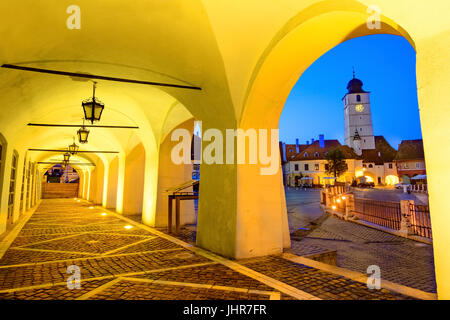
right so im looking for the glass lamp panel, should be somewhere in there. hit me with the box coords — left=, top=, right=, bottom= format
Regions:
left=94, top=103, right=104, bottom=120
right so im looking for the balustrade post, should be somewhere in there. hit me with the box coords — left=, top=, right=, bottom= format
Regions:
left=344, top=194, right=355, bottom=220
left=400, top=200, right=414, bottom=236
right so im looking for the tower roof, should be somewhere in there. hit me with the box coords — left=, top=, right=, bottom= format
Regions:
left=347, top=77, right=367, bottom=94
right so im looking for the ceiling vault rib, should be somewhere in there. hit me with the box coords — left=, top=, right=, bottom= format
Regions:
left=1, top=64, right=202, bottom=90
left=28, top=148, right=119, bottom=154
left=38, top=162, right=96, bottom=166
left=27, top=123, right=139, bottom=129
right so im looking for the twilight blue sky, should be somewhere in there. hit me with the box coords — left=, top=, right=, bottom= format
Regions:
left=279, top=34, right=422, bottom=150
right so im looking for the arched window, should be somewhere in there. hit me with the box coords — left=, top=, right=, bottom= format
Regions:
left=356, top=95, right=361, bottom=102
left=0, top=133, right=7, bottom=215
left=314, top=152, right=319, bottom=158
left=368, top=164, right=373, bottom=168
left=303, top=152, right=308, bottom=158
left=7, top=150, right=18, bottom=224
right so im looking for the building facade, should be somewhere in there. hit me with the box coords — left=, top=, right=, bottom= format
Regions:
left=281, top=76, right=409, bottom=187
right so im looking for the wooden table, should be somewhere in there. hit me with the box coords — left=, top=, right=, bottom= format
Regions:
left=168, top=192, right=198, bottom=234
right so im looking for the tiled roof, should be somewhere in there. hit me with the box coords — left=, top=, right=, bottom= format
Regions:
left=285, top=143, right=308, bottom=161
left=292, top=140, right=359, bottom=160
left=394, top=139, right=424, bottom=161
left=361, top=136, right=397, bottom=164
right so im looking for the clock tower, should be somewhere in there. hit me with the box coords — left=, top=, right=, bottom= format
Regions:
left=343, top=74, right=375, bottom=151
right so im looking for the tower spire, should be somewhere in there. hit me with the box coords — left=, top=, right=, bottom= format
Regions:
left=352, top=66, right=355, bottom=79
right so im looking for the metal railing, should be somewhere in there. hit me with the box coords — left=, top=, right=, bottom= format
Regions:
left=353, top=198, right=402, bottom=230
left=409, top=204, right=432, bottom=239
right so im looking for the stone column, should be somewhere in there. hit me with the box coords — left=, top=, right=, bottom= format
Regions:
left=344, top=194, right=354, bottom=220
left=400, top=200, right=414, bottom=236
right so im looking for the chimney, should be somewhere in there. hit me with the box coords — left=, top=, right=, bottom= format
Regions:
left=306, top=140, right=309, bottom=145
left=319, top=134, right=325, bottom=148
left=295, top=139, right=299, bottom=153
left=311, top=138, right=315, bottom=144
left=281, top=142, right=287, bottom=162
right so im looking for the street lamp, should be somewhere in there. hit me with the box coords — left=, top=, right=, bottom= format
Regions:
left=82, top=81, right=104, bottom=124
left=63, top=152, right=71, bottom=165
left=68, top=138, right=79, bottom=155
left=77, top=124, right=90, bottom=144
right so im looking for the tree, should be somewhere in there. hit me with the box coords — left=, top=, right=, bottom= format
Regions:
left=325, top=148, right=348, bottom=178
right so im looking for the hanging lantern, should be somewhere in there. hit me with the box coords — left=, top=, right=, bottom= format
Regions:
left=77, top=125, right=90, bottom=144
left=68, top=140, right=79, bottom=155
left=63, top=152, right=71, bottom=164
left=82, top=81, right=104, bottom=124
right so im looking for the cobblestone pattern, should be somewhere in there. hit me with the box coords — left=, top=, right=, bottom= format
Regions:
left=0, top=279, right=111, bottom=300
left=240, top=256, right=414, bottom=300
left=89, top=280, right=270, bottom=300
left=135, top=263, right=273, bottom=291
left=0, top=199, right=422, bottom=300
left=291, top=215, right=437, bottom=293
left=0, top=249, right=89, bottom=266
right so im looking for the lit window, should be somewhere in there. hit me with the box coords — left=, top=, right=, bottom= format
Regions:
left=314, top=164, right=319, bottom=171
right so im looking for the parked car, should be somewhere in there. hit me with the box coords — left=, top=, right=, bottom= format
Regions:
left=357, top=182, right=375, bottom=188
left=395, top=183, right=410, bottom=189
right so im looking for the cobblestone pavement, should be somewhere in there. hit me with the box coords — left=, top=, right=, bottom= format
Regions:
left=286, top=190, right=437, bottom=293
left=0, top=199, right=419, bottom=300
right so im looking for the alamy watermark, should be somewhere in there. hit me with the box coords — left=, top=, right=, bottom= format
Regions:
left=367, top=265, right=381, bottom=290
left=171, top=121, right=280, bottom=175
left=366, top=5, right=381, bottom=30
left=67, top=265, right=81, bottom=289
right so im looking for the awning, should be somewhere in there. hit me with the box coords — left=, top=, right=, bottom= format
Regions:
left=411, top=174, right=427, bottom=180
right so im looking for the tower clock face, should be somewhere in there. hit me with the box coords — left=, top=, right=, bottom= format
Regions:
left=355, top=104, right=364, bottom=112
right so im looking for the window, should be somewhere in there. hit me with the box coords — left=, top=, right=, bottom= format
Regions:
left=404, top=163, right=409, bottom=169
left=388, top=163, right=393, bottom=169
left=363, top=164, right=366, bottom=168
left=315, top=163, right=319, bottom=171
left=8, top=151, right=18, bottom=224
left=304, top=164, right=309, bottom=171
left=314, top=152, right=319, bottom=158
left=360, top=128, right=362, bottom=131
left=20, top=158, right=26, bottom=212
left=356, top=95, right=361, bottom=102
left=368, top=164, right=373, bottom=168
left=325, top=164, right=329, bottom=171
left=303, top=152, right=308, bottom=158
left=294, top=164, right=299, bottom=171
left=416, top=162, right=420, bottom=168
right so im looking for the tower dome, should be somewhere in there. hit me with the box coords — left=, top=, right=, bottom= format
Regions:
left=347, top=77, right=367, bottom=94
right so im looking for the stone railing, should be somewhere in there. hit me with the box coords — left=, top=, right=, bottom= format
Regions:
left=320, top=189, right=432, bottom=243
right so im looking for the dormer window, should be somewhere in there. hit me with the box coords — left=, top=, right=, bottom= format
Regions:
left=314, top=152, right=319, bottom=158
left=303, top=152, right=308, bottom=158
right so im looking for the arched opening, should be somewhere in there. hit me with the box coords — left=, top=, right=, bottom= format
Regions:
left=122, top=142, right=145, bottom=216
left=106, top=156, right=119, bottom=209
left=42, top=164, right=80, bottom=199
left=385, top=175, right=399, bottom=186
left=237, top=3, right=437, bottom=294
